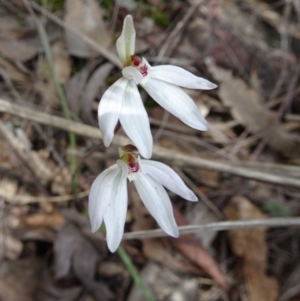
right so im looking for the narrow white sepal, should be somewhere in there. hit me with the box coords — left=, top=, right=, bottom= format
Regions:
left=120, top=80, right=153, bottom=159
left=143, top=78, right=208, bottom=131
left=148, top=63, right=217, bottom=90
left=134, top=173, right=179, bottom=237
left=116, top=15, right=136, bottom=66
left=122, top=66, right=143, bottom=85
left=98, top=78, right=128, bottom=147
left=140, top=159, right=198, bottom=202
left=103, top=160, right=128, bottom=252
left=88, top=164, right=121, bottom=233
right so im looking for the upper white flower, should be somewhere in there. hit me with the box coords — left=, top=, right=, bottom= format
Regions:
left=98, top=15, right=217, bottom=159
left=88, top=144, right=197, bottom=252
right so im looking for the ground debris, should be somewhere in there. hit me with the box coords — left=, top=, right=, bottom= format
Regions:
left=224, top=196, right=279, bottom=301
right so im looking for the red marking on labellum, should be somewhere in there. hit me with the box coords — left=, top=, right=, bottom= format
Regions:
left=139, top=65, right=148, bottom=77
left=128, top=154, right=139, bottom=173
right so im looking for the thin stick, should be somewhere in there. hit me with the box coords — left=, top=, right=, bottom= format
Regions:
left=1, top=190, right=89, bottom=204
left=1, top=98, right=300, bottom=188
left=122, top=218, right=300, bottom=240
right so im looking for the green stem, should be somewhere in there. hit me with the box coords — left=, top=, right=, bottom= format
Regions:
left=99, top=225, right=156, bottom=301
left=117, top=245, right=156, bottom=301
left=37, top=23, right=77, bottom=192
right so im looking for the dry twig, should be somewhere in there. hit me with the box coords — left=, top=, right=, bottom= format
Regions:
left=1, top=98, right=300, bottom=188
left=123, top=218, right=300, bottom=239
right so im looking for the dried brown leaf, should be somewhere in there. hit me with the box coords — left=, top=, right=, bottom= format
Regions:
left=64, top=0, right=111, bottom=57
left=206, top=60, right=300, bottom=159
left=0, top=57, right=28, bottom=83
left=54, top=210, right=112, bottom=301
left=172, top=206, right=229, bottom=291
left=0, top=258, right=42, bottom=301
left=224, top=196, right=279, bottom=301
left=22, top=213, right=65, bottom=230
left=0, top=38, right=38, bottom=62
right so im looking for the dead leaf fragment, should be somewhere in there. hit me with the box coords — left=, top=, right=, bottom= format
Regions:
left=54, top=210, right=112, bottom=301
left=206, top=59, right=300, bottom=159
left=0, top=38, right=38, bottom=62
left=224, top=196, right=279, bottom=301
left=64, top=0, right=111, bottom=57
left=0, top=58, right=28, bottom=83
left=0, top=258, right=42, bottom=301
left=172, top=206, right=229, bottom=291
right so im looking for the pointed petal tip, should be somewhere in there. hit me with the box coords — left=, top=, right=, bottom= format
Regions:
left=169, top=227, right=179, bottom=238
left=208, top=82, right=218, bottom=89
left=90, top=224, right=100, bottom=233
left=189, top=193, right=198, bottom=202
left=103, top=137, right=112, bottom=148
left=107, top=243, right=118, bottom=253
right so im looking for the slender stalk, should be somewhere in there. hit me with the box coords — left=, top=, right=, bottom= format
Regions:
left=28, top=4, right=78, bottom=191
left=98, top=225, right=156, bottom=301
left=117, top=246, right=156, bottom=301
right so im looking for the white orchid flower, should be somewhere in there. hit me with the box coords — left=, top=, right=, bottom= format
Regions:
left=98, top=15, right=217, bottom=159
left=88, top=144, right=197, bottom=252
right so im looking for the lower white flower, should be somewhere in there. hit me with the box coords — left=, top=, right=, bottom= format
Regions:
left=88, top=144, right=197, bottom=252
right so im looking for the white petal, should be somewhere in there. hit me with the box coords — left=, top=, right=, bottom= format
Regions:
left=140, top=159, right=197, bottom=202
left=88, top=164, right=121, bottom=233
left=143, top=78, right=208, bottom=131
left=103, top=160, right=128, bottom=252
left=98, top=78, right=128, bottom=147
left=119, top=80, right=152, bottom=159
left=122, top=66, right=143, bottom=85
left=134, top=172, right=179, bottom=237
left=148, top=63, right=217, bottom=90
left=116, top=15, right=135, bottom=66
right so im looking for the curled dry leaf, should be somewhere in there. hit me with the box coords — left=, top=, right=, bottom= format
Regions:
left=64, top=0, right=111, bottom=57
left=54, top=210, right=113, bottom=301
left=206, top=59, right=300, bottom=159
left=172, top=206, right=229, bottom=291
left=224, top=196, right=279, bottom=301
